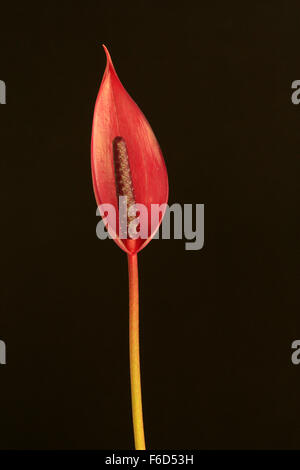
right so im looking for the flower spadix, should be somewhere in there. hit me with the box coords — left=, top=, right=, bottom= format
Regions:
left=91, top=45, right=169, bottom=254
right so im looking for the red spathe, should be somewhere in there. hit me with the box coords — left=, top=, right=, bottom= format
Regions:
left=91, top=45, right=169, bottom=254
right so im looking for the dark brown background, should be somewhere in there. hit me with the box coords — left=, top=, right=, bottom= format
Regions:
left=0, top=1, right=299, bottom=449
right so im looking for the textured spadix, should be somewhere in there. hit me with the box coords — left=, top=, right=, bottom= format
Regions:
left=91, top=46, right=169, bottom=254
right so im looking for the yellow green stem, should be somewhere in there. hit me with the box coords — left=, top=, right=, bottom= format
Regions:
left=127, top=253, right=146, bottom=450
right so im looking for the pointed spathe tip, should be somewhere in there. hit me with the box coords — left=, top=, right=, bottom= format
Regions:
left=102, top=44, right=114, bottom=67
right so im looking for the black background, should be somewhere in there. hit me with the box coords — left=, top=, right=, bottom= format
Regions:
left=0, top=1, right=299, bottom=450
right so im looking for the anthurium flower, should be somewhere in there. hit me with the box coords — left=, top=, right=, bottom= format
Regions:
left=91, top=45, right=168, bottom=254
left=91, top=46, right=169, bottom=451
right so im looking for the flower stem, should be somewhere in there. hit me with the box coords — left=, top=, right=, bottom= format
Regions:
left=127, top=253, right=146, bottom=450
